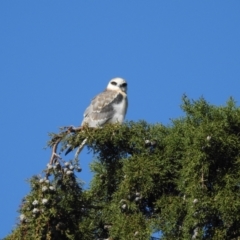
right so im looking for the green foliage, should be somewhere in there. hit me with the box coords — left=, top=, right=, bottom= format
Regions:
left=5, top=162, right=93, bottom=240
left=5, top=97, right=240, bottom=239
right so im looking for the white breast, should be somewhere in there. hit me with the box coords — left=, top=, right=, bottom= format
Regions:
left=108, top=96, right=128, bottom=124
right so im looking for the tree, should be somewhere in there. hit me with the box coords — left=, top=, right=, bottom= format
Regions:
left=5, top=96, right=240, bottom=240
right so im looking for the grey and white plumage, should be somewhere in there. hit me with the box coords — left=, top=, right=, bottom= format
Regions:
left=81, top=77, right=128, bottom=127
left=66, top=77, right=128, bottom=156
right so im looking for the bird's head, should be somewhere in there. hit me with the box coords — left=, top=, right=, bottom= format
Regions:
left=107, top=77, right=128, bottom=93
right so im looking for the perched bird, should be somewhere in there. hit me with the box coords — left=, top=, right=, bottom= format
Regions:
left=65, top=77, right=128, bottom=156
left=81, top=77, right=128, bottom=127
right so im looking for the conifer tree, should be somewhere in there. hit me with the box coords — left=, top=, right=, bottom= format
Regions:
left=5, top=96, right=240, bottom=239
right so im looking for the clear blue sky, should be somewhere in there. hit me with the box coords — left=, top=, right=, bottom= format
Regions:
left=0, top=1, right=240, bottom=238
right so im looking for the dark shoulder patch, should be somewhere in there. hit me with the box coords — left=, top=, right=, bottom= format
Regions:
left=112, top=92, right=123, bottom=104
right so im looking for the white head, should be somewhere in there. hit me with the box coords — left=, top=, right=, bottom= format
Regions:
left=106, top=77, right=128, bottom=93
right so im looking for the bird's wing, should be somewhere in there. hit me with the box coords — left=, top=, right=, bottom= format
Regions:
left=82, top=90, right=124, bottom=127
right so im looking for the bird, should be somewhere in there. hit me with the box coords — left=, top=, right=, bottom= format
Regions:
left=81, top=77, right=128, bottom=127
left=65, top=77, right=128, bottom=156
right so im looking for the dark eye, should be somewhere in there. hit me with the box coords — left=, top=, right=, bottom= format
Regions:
left=111, top=81, right=117, bottom=86
left=121, top=83, right=127, bottom=87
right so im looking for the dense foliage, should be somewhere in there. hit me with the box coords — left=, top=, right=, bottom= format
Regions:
left=5, top=97, right=240, bottom=239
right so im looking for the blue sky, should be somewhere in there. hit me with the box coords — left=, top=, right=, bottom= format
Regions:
left=0, top=1, right=240, bottom=238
